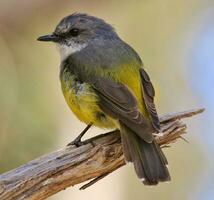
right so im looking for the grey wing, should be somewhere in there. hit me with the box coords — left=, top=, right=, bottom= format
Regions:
left=140, top=68, right=160, bottom=131
left=93, top=78, right=154, bottom=143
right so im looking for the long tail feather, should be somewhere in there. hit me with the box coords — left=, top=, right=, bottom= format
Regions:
left=120, top=122, right=170, bottom=185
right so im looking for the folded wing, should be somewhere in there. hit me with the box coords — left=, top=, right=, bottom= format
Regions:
left=93, top=77, right=154, bottom=143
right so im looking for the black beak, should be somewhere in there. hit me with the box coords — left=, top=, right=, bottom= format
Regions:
left=37, top=34, right=60, bottom=42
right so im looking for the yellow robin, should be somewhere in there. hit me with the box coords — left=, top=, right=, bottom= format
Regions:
left=38, top=13, right=170, bottom=185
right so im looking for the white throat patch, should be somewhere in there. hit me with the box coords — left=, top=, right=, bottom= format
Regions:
left=57, top=41, right=87, bottom=61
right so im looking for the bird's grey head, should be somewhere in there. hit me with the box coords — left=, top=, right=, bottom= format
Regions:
left=37, top=13, right=118, bottom=61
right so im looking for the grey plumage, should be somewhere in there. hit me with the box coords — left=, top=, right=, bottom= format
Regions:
left=38, top=13, right=170, bottom=185
left=61, top=33, right=142, bottom=83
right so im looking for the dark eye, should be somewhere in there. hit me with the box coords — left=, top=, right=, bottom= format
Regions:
left=69, top=28, right=79, bottom=37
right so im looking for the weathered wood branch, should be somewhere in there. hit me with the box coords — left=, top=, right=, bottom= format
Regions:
left=0, top=108, right=204, bottom=200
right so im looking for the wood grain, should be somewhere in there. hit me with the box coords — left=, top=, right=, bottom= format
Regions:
left=0, top=108, right=204, bottom=200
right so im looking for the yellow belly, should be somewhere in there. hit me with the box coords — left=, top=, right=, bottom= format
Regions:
left=60, top=70, right=116, bottom=128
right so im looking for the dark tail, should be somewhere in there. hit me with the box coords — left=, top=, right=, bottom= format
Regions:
left=120, top=123, right=170, bottom=185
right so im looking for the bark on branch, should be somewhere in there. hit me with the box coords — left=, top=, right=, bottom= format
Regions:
left=0, top=108, right=204, bottom=200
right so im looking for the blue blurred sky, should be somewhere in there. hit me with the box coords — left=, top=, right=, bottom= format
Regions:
left=189, top=9, right=214, bottom=152
left=187, top=8, right=214, bottom=200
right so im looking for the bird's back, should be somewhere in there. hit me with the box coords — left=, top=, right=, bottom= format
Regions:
left=61, top=38, right=149, bottom=118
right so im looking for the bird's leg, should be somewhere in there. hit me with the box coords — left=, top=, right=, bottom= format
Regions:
left=67, top=123, right=92, bottom=147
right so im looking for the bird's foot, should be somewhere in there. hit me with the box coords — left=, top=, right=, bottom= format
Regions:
left=67, top=124, right=93, bottom=147
left=67, top=138, right=84, bottom=147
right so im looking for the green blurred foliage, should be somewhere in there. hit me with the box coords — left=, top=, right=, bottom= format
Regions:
left=0, top=17, right=60, bottom=172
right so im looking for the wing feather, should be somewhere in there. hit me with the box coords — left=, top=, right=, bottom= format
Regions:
left=93, top=78, right=154, bottom=143
left=140, top=68, right=160, bottom=131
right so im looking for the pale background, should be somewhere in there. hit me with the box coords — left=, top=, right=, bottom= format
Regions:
left=0, top=1, right=213, bottom=200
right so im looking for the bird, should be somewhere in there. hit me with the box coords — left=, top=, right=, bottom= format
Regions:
left=37, top=13, right=170, bottom=185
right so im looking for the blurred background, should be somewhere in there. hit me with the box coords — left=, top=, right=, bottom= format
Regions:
left=0, top=0, right=213, bottom=199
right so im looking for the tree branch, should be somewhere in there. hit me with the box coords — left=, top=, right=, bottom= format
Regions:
left=0, top=108, right=204, bottom=200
